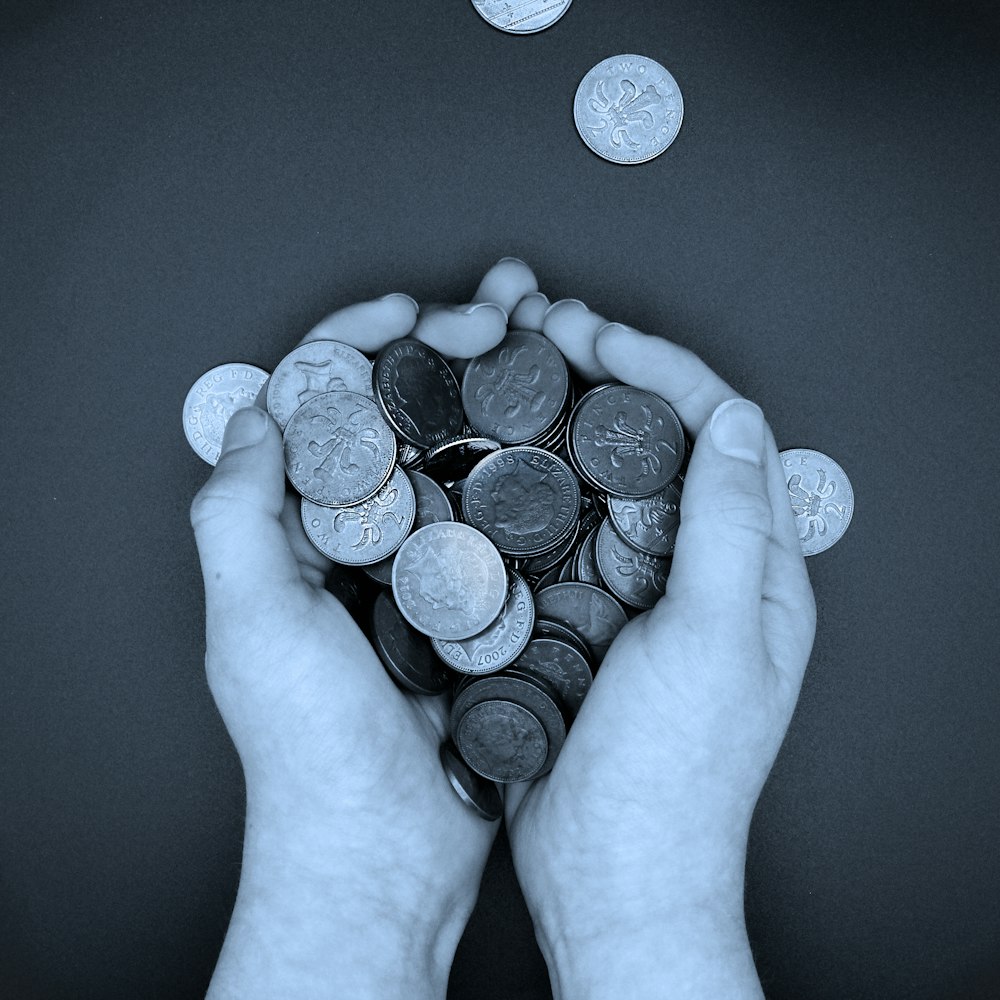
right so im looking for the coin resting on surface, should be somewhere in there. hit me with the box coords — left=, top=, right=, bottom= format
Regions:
left=470, top=0, right=573, bottom=35
left=573, top=54, right=684, bottom=165
left=779, top=448, right=855, bottom=556
left=182, top=363, right=269, bottom=465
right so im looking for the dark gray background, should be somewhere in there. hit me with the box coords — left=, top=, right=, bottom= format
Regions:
left=2, top=1, right=998, bottom=997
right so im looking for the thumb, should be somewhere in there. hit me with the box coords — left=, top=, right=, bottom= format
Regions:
left=666, top=398, right=773, bottom=621
left=190, top=405, right=302, bottom=616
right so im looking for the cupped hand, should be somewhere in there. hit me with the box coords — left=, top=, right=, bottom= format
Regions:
left=504, top=298, right=817, bottom=998
left=190, top=259, right=537, bottom=996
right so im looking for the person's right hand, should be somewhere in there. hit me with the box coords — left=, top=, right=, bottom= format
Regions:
left=503, top=298, right=817, bottom=999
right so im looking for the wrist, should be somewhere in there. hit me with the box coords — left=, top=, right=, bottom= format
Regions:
left=209, top=790, right=474, bottom=1000
left=532, top=841, right=760, bottom=1000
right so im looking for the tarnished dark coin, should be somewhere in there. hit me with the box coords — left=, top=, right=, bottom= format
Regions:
left=302, top=467, right=415, bottom=566
left=534, top=582, right=628, bottom=666
left=569, top=383, right=684, bottom=497
left=573, top=524, right=603, bottom=587
left=439, top=740, right=503, bottom=821
left=451, top=673, right=566, bottom=780
left=373, top=339, right=464, bottom=448
left=266, top=340, right=374, bottom=429
left=392, top=523, right=507, bottom=640
left=363, top=470, right=455, bottom=585
left=183, top=363, right=269, bottom=465
left=423, top=434, right=502, bottom=483
left=398, top=442, right=425, bottom=470
left=780, top=448, right=855, bottom=556
left=463, top=447, right=581, bottom=557
left=283, top=390, right=396, bottom=506
left=432, top=572, right=535, bottom=675
left=530, top=564, right=564, bottom=593
left=512, top=637, right=593, bottom=719
left=607, top=481, right=682, bottom=557
left=454, top=699, right=549, bottom=783
left=595, top=517, right=669, bottom=610
left=371, top=591, right=452, bottom=696
left=462, top=329, right=570, bottom=444
left=532, top=618, right=593, bottom=665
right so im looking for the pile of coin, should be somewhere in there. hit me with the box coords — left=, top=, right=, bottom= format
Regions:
left=267, top=330, right=691, bottom=816
left=184, top=330, right=854, bottom=820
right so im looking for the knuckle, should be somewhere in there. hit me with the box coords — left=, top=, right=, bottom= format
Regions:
left=689, top=487, right=773, bottom=537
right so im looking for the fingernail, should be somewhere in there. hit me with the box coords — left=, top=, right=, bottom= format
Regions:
left=462, top=302, right=508, bottom=322
left=221, top=406, right=269, bottom=454
left=542, top=298, right=587, bottom=322
left=595, top=321, right=642, bottom=345
left=709, top=399, right=764, bottom=464
left=497, top=256, right=528, bottom=267
left=380, top=292, right=419, bottom=313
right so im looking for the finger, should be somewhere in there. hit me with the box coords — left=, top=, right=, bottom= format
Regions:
left=761, top=425, right=817, bottom=674
left=279, top=489, right=331, bottom=589
left=190, top=407, right=306, bottom=622
left=541, top=299, right=614, bottom=382
left=594, top=323, right=737, bottom=436
left=411, top=302, right=508, bottom=358
left=509, top=291, right=550, bottom=333
left=661, top=399, right=773, bottom=624
left=302, top=294, right=420, bottom=353
left=470, top=257, right=539, bottom=313
left=411, top=256, right=537, bottom=358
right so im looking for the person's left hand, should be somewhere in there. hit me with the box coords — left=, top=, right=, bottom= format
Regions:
left=190, top=258, right=539, bottom=999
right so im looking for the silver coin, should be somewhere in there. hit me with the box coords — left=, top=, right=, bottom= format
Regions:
left=363, top=470, right=455, bottom=585
left=574, top=54, right=683, bottom=165
left=534, top=582, right=628, bottom=666
left=462, top=329, right=570, bottom=445
left=471, top=0, right=572, bottom=34
left=451, top=673, right=566, bottom=779
left=532, top=617, right=592, bottom=665
left=266, top=340, right=373, bottom=430
left=512, top=637, right=593, bottom=718
left=595, top=517, right=669, bottom=610
left=392, top=523, right=507, bottom=640
left=371, top=591, right=452, bottom=696
left=182, top=363, right=269, bottom=465
left=607, top=481, right=682, bottom=557
left=573, top=524, right=602, bottom=587
left=780, top=449, right=855, bottom=556
left=373, top=339, right=464, bottom=448
left=462, top=447, right=581, bottom=557
left=570, top=383, right=684, bottom=497
left=301, top=467, right=415, bottom=566
left=432, top=572, right=535, bottom=675
left=439, top=740, right=503, bottom=822
left=283, top=390, right=396, bottom=507
left=455, top=699, right=549, bottom=783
